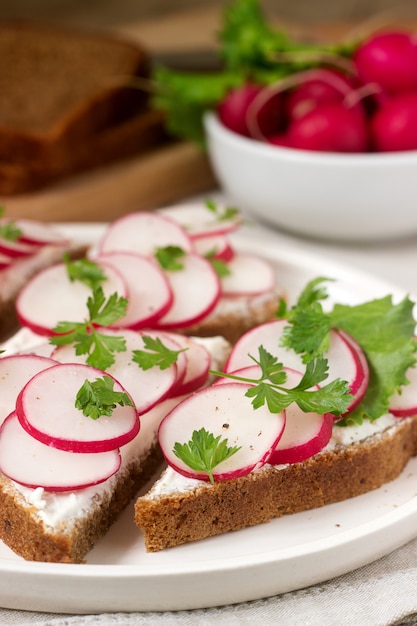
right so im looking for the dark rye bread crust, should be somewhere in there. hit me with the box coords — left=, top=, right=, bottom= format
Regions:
left=0, top=441, right=163, bottom=563
left=135, top=415, right=417, bottom=552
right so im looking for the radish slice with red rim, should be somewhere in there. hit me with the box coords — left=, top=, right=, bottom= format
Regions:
left=96, top=252, right=173, bottom=329
left=389, top=359, right=417, bottom=417
left=220, top=252, right=276, bottom=296
left=98, top=211, right=194, bottom=257
left=158, top=382, right=286, bottom=482
left=16, top=363, right=140, bottom=453
left=163, top=333, right=211, bottom=396
left=193, top=234, right=235, bottom=263
left=155, top=253, right=221, bottom=329
left=224, top=319, right=369, bottom=414
left=158, top=203, right=242, bottom=238
left=0, top=354, right=58, bottom=427
left=214, top=365, right=333, bottom=463
left=14, top=219, right=69, bottom=247
left=52, top=329, right=180, bottom=414
left=267, top=368, right=333, bottom=464
left=0, top=412, right=121, bottom=492
left=0, top=236, right=38, bottom=258
left=0, top=252, right=12, bottom=269
left=16, top=260, right=128, bottom=336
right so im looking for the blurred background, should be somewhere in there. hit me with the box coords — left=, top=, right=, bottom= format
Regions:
left=1, top=0, right=417, bottom=29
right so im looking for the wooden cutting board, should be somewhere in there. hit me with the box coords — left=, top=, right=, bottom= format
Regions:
left=3, top=142, right=217, bottom=223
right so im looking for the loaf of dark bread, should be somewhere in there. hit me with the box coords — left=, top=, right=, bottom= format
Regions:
left=0, top=21, right=167, bottom=194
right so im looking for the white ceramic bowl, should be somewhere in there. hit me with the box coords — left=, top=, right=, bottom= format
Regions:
left=204, top=112, right=417, bottom=242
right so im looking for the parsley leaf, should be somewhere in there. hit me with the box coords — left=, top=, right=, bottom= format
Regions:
left=132, top=335, right=187, bottom=370
left=0, top=222, right=21, bottom=242
left=204, top=250, right=231, bottom=278
left=64, top=255, right=107, bottom=291
left=212, top=345, right=352, bottom=416
left=50, top=287, right=128, bottom=370
left=173, top=427, right=241, bottom=484
left=205, top=198, right=240, bottom=223
left=75, top=376, right=133, bottom=420
left=155, top=245, right=186, bottom=271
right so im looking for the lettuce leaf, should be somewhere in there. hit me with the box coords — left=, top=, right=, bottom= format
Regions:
left=330, top=295, right=417, bottom=423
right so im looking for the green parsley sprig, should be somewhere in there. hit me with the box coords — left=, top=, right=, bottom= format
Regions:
left=50, top=287, right=128, bottom=370
left=204, top=248, right=231, bottom=278
left=64, top=255, right=107, bottom=291
left=132, top=335, right=187, bottom=370
left=211, top=345, right=352, bottom=416
left=155, top=245, right=185, bottom=271
left=0, top=207, right=22, bottom=242
left=205, top=198, right=240, bottom=223
left=75, top=375, right=134, bottom=420
left=173, top=427, right=241, bottom=484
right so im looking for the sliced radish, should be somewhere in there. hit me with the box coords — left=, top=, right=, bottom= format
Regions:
left=158, top=203, right=242, bottom=239
left=193, top=234, right=235, bottom=263
left=0, top=252, right=12, bottom=269
left=14, top=219, right=69, bottom=247
left=224, top=319, right=305, bottom=373
left=96, top=252, right=173, bottom=329
left=0, top=412, right=121, bottom=492
left=16, top=260, right=128, bottom=336
left=155, top=253, right=221, bottom=329
left=0, top=354, right=58, bottom=427
left=215, top=365, right=333, bottom=463
left=389, top=361, right=417, bottom=417
left=0, top=236, right=38, bottom=258
left=163, top=333, right=211, bottom=395
left=98, top=211, right=194, bottom=257
left=16, top=363, right=140, bottom=453
left=158, top=382, right=286, bottom=482
left=220, top=252, right=276, bottom=296
left=335, top=329, right=370, bottom=415
left=224, top=319, right=369, bottom=414
left=52, top=329, right=180, bottom=414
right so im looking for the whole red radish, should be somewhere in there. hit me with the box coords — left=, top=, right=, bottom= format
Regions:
left=371, top=91, right=417, bottom=151
left=354, top=30, right=417, bottom=94
left=286, top=69, right=356, bottom=121
left=218, top=82, right=286, bottom=139
left=217, top=83, right=263, bottom=136
left=287, top=101, right=369, bottom=152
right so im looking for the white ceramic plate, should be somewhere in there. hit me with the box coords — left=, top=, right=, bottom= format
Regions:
left=0, top=223, right=416, bottom=614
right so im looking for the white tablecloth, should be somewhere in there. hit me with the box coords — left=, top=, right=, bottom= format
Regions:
left=2, top=198, right=417, bottom=626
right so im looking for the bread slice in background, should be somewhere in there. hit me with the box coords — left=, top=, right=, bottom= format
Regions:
left=0, top=20, right=167, bottom=194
